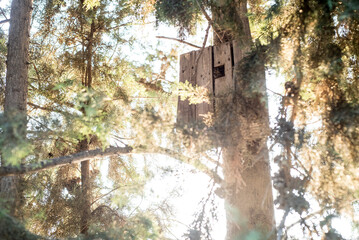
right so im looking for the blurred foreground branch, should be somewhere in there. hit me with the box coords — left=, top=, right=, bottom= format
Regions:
left=0, top=146, right=133, bottom=176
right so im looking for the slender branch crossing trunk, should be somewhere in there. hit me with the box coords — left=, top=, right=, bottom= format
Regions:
left=0, top=0, right=33, bottom=215
left=213, top=1, right=275, bottom=239
left=0, top=146, right=132, bottom=177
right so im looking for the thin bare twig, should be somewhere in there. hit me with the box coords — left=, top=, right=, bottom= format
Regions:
left=289, top=148, right=313, bottom=180
left=195, top=0, right=224, bottom=43
left=31, top=62, right=41, bottom=82
left=0, top=19, right=9, bottom=25
left=147, top=146, right=223, bottom=183
left=193, top=23, right=211, bottom=79
left=28, top=102, right=69, bottom=116
left=0, top=7, right=8, bottom=20
left=277, top=207, right=290, bottom=240
left=91, top=185, right=126, bottom=206
left=201, top=23, right=211, bottom=50
left=156, top=36, right=201, bottom=49
left=286, top=210, right=323, bottom=231
left=267, top=88, right=284, bottom=97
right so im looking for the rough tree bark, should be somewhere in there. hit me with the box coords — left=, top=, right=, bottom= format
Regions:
left=78, top=139, right=91, bottom=235
left=213, top=0, right=276, bottom=239
left=0, top=0, right=33, bottom=215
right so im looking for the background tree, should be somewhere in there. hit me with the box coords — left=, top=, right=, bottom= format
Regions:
left=0, top=0, right=33, bottom=216
left=24, top=0, right=172, bottom=237
left=0, top=0, right=177, bottom=238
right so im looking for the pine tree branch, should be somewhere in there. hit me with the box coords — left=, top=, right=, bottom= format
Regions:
left=0, top=146, right=133, bottom=177
left=0, top=19, right=9, bottom=25
left=0, top=7, right=8, bottom=20
left=28, top=102, right=70, bottom=115
left=156, top=36, right=201, bottom=49
left=91, top=185, right=124, bottom=206
left=0, top=144, right=223, bottom=184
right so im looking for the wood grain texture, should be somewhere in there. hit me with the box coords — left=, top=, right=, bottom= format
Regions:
left=214, top=42, right=233, bottom=109
left=177, top=51, right=197, bottom=124
left=195, top=46, right=213, bottom=120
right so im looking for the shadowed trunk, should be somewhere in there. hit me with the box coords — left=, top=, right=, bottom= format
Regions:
left=78, top=139, right=91, bottom=235
left=0, top=0, right=33, bottom=216
left=213, top=0, right=276, bottom=239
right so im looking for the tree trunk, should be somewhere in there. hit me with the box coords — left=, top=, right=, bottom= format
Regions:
left=80, top=160, right=91, bottom=234
left=78, top=140, right=91, bottom=235
left=213, top=0, right=276, bottom=239
left=79, top=6, right=96, bottom=233
left=0, top=0, right=33, bottom=215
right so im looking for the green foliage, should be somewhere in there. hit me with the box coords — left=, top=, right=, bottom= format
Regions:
left=5, top=0, right=179, bottom=238
left=263, top=0, right=359, bottom=238
left=0, top=113, right=33, bottom=165
left=178, top=80, right=210, bottom=105
left=0, top=207, right=161, bottom=240
left=83, top=0, right=100, bottom=10
left=155, top=0, right=201, bottom=37
left=150, top=0, right=358, bottom=237
left=0, top=210, right=40, bottom=240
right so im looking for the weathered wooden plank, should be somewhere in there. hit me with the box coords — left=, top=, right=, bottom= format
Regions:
left=214, top=42, right=233, bottom=108
left=187, top=51, right=197, bottom=122
left=214, top=76, right=227, bottom=97
left=177, top=53, right=188, bottom=123
left=177, top=51, right=197, bottom=124
left=178, top=41, right=237, bottom=123
left=196, top=46, right=213, bottom=121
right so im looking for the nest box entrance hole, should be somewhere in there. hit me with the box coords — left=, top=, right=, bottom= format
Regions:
left=213, top=65, right=225, bottom=79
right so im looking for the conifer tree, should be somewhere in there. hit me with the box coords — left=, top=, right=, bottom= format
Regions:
left=156, top=0, right=276, bottom=238
left=155, top=0, right=359, bottom=239
left=0, top=0, right=33, bottom=216
left=1, top=0, right=174, bottom=238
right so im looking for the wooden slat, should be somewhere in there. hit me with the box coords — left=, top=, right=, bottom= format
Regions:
left=178, top=41, right=237, bottom=123
left=196, top=46, right=213, bottom=121
left=214, top=42, right=233, bottom=108
left=177, top=51, right=197, bottom=124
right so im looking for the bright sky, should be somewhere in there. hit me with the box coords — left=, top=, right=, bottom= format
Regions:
left=111, top=15, right=228, bottom=240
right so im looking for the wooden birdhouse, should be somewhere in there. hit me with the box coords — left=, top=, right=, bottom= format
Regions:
left=177, top=41, right=243, bottom=124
